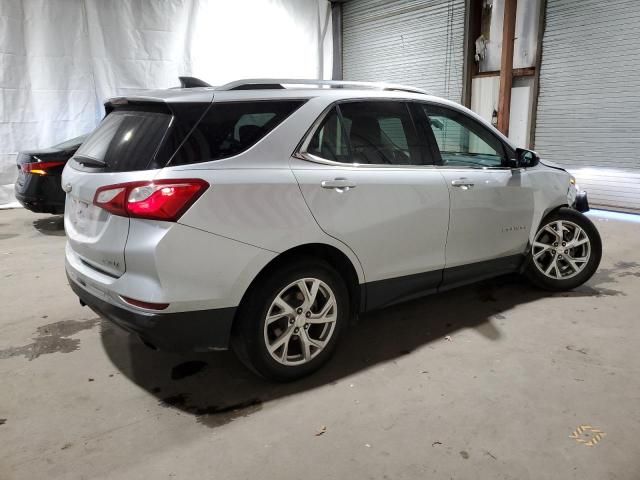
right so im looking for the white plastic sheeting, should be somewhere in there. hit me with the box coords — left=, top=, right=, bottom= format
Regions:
left=0, top=0, right=333, bottom=207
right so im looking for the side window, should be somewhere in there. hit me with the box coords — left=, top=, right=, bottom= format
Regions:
left=307, top=107, right=351, bottom=162
left=170, top=100, right=304, bottom=166
left=423, top=105, right=506, bottom=168
left=378, top=117, right=409, bottom=151
left=339, top=101, right=422, bottom=165
left=233, top=112, right=276, bottom=142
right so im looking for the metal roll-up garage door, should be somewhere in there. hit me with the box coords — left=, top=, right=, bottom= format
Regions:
left=535, top=0, right=640, bottom=212
left=342, top=0, right=466, bottom=102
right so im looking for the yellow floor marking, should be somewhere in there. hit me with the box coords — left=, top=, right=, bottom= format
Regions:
left=569, top=425, right=606, bottom=447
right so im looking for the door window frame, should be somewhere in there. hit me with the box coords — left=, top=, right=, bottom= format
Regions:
left=295, top=98, right=438, bottom=169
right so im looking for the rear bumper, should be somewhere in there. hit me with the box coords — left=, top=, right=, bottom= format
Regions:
left=15, top=190, right=65, bottom=214
left=15, top=174, right=66, bottom=214
left=67, top=272, right=236, bottom=352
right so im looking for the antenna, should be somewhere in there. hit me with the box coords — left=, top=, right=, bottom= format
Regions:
left=178, top=76, right=212, bottom=88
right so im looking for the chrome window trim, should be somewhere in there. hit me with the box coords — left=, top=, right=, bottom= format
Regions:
left=434, top=164, right=516, bottom=171
left=293, top=151, right=439, bottom=170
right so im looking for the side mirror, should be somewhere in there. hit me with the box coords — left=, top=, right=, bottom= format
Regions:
left=515, top=148, right=540, bottom=168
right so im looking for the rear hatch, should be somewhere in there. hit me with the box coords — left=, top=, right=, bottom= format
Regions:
left=63, top=99, right=211, bottom=277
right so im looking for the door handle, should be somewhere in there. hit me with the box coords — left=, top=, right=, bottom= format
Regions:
left=451, top=179, right=474, bottom=189
left=321, top=178, right=357, bottom=192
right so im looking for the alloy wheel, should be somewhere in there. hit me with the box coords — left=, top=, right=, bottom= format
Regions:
left=532, top=220, right=591, bottom=280
left=263, top=278, right=338, bottom=366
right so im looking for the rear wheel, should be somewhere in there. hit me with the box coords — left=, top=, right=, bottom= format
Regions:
left=525, top=207, right=601, bottom=291
left=233, top=260, right=348, bottom=381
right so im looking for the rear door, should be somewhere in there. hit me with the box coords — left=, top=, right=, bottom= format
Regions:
left=63, top=105, right=197, bottom=277
left=418, top=103, right=535, bottom=285
left=292, top=100, right=450, bottom=309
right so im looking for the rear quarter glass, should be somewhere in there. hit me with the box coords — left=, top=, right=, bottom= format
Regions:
left=167, top=100, right=306, bottom=166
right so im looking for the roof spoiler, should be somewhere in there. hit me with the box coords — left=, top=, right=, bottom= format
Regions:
left=178, top=76, right=212, bottom=88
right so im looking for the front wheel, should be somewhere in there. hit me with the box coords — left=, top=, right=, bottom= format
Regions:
left=232, top=260, right=348, bottom=381
left=525, top=207, right=602, bottom=291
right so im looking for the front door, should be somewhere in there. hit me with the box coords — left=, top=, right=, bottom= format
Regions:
left=419, top=103, right=535, bottom=286
left=292, top=100, right=450, bottom=309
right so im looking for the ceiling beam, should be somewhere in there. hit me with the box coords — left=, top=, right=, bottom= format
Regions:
left=497, top=0, right=517, bottom=136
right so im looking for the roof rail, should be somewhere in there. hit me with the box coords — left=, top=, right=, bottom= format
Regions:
left=216, top=79, right=429, bottom=95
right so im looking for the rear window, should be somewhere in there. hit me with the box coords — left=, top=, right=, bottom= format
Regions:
left=72, top=100, right=303, bottom=171
left=74, top=111, right=171, bottom=172
left=169, top=100, right=305, bottom=166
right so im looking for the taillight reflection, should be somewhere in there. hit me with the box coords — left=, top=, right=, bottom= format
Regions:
left=120, top=296, right=170, bottom=310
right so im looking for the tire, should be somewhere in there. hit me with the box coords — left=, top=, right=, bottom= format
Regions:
left=232, top=259, right=349, bottom=382
left=525, top=207, right=602, bottom=291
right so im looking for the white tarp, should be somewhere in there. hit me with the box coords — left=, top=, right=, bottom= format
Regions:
left=0, top=0, right=333, bottom=207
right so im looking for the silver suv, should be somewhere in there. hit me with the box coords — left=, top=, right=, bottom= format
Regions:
left=63, top=79, right=601, bottom=381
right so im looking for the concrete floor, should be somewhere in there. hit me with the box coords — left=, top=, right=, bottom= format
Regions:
left=1, top=208, right=639, bottom=480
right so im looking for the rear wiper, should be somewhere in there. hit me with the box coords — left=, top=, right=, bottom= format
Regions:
left=74, top=155, right=106, bottom=167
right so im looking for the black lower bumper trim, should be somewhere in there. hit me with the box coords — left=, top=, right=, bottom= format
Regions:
left=575, top=191, right=590, bottom=213
left=15, top=193, right=65, bottom=214
left=67, top=273, right=236, bottom=352
left=15, top=173, right=66, bottom=214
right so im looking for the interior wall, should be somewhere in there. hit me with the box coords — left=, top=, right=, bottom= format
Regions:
left=477, top=0, right=540, bottom=72
left=470, top=0, right=540, bottom=149
left=470, top=74, right=532, bottom=148
left=0, top=0, right=333, bottom=207
left=508, top=76, right=533, bottom=148
left=470, top=75, right=499, bottom=124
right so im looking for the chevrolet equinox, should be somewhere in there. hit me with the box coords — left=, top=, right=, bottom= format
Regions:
left=63, top=79, right=600, bottom=381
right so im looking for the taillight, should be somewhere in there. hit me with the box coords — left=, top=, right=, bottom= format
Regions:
left=21, top=160, right=66, bottom=176
left=94, top=179, right=209, bottom=221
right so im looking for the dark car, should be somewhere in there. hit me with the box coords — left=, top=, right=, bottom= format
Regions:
left=15, top=135, right=87, bottom=214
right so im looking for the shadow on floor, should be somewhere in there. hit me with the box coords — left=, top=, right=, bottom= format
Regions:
left=32, top=215, right=65, bottom=236
left=100, top=274, right=555, bottom=428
